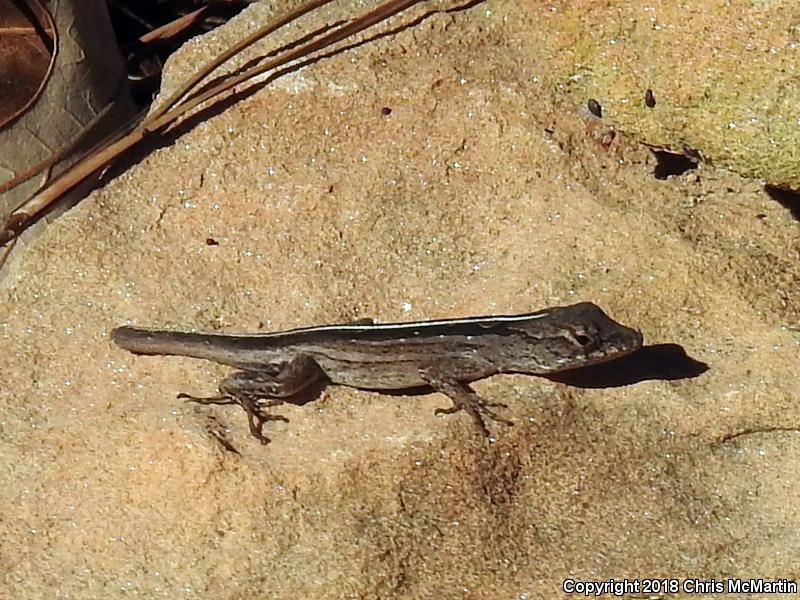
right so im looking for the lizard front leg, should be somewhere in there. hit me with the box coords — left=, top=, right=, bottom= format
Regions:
left=419, top=364, right=513, bottom=437
left=180, top=354, right=325, bottom=444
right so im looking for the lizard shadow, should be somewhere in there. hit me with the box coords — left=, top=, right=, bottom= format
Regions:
left=543, top=343, right=708, bottom=388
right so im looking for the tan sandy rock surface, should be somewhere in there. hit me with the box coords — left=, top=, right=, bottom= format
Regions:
left=1, top=1, right=798, bottom=598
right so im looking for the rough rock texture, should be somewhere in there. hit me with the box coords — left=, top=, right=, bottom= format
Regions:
left=544, top=0, right=800, bottom=191
left=1, top=1, right=798, bottom=598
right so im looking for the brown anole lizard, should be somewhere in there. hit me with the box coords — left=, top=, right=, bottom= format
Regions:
left=111, top=302, right=642, bottom=444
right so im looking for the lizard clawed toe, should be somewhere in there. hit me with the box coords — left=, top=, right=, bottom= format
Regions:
left=178, top=392, right=235, bottom=405
left=435, top=398, right=514, bottom=437
left=239, top=397, right=290, bottom=445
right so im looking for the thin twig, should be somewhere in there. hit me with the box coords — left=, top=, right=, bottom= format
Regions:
left=148, top=0, right=422, bottom=133
left=145, top=0, right=337, bottom=124
left=0, top=100, right=118, bottom=195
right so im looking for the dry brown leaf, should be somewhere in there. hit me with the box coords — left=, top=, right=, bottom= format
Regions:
left=0, top=0, right=55, bottom=129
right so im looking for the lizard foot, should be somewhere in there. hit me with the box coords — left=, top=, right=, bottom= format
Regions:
left=179, top=392, right=288, bottom=445
left=435, top=397, right=514, bottom=437
left=237, top=396, right=289, bottom=445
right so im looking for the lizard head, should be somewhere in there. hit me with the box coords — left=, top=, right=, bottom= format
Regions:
left=502, top=302, right=643, bottom=373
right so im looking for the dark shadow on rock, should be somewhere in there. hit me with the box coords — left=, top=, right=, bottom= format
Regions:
left=544, top=344, right=708, bottom=389
left=652, top=150, right=698, bottom=180
left=764, top=185, right=800, bottom=221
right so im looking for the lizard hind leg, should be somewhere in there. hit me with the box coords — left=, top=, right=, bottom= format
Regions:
left=216, top=369, right=310, bottom=445
left=180, top=386, right=287, bottom=445
left=183, top=355, right=324, bottom=445
left=217, top=387, right=289, bottom=446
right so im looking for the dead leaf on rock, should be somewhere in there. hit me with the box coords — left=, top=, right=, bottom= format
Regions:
left=0, top=0, right=55, bottom=129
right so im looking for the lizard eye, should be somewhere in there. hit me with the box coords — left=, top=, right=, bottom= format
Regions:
left=574, top=333, right=592, bottom=346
